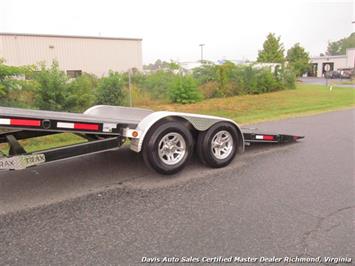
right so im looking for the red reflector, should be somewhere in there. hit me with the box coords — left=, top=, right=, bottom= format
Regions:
left=263, top=135, right=274, bottom=140
left=11, top=119, right=41, bottom=127
left=74, top=123, right=99, bottom=131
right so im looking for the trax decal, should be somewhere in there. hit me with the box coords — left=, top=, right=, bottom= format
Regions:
left=0, top=154, right=46, bottom=170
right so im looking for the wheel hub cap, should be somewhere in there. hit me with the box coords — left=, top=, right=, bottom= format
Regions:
left=158, top=133, right=186, bottom=165
left=211, top=130, right=234, bottom=160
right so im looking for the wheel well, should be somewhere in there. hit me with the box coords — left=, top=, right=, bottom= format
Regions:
left=149, top=117, right=243, bottom=149
left=140, top=116, right=244, bottom=153
left=141, top=116, right=198, bottom=151
left=151, top=116, right=198, bottom=136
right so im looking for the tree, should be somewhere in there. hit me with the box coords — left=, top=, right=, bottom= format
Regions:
left=96, top=71, right=126, bottom=106
left=257, top=33, right=285, bottom=63
left=286, top=43, right=310, bottom=77
left=326, top=33, right=355, bottom=56
left=33, top=61, right=68, bottom=111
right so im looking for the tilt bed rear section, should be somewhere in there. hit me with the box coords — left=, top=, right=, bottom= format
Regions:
left=0, top=105, right=303, bottom=174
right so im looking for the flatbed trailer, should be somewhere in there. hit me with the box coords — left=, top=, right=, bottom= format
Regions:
left=0, top=105, right=303, bottom=174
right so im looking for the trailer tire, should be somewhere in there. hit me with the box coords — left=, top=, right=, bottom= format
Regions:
left=142, top=121, right=194, bottom=175
left=197, top=122, right=238, bottom=168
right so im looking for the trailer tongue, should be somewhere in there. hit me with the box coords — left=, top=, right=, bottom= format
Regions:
left=242, top=130, right=304, bottom=145
left=0, top=105, right=303, bottom=174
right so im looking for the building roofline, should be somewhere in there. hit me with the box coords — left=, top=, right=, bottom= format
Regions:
left=311, top=47, right=355, bottom=60
left=311, top=55, right=346, bottom=60
left=0, top=32, right=142, bottom=41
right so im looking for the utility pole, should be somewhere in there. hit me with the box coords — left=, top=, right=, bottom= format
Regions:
left=128, top=69, right=132, bottom=107
left=199, top=44, right=205, bottom=62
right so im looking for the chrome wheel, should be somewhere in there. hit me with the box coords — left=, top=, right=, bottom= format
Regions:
left=158, top=132, right=186, bottom=165
left=211, top=130, right=234, bottom=160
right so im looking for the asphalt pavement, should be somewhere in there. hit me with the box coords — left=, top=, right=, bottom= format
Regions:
left=300, top=77, right=355, bottom=88
left=0, top=109, right=354, bottom=266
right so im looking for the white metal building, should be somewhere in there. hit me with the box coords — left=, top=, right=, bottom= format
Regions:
left=310, top=48, right=355, bottom=77
left=0, top=33, right=143, bottom=77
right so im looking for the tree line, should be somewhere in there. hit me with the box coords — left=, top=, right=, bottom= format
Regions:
left=326, top=32, right=355, bottom=56
left=0, top=60, right=298, bottom=111
left=0, top=32, right=320, bottom=112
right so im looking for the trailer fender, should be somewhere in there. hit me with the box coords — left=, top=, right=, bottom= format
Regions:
left=129, top=111, right=244, bottom=153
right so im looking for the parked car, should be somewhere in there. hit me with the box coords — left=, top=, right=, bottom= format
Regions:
left=324, top=70, right=341, bottom=79
left=325, top=69, right=352, bottom=79
left=339, top=69, right=352, bottom=79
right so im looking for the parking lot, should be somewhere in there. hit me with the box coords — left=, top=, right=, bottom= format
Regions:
left=300, top=77, right=355, bottom=88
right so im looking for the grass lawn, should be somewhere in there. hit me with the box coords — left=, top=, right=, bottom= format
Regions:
left=1, top=83, right=354, bottom=154
left=335, top=80, right=355, bottom=85
left=0, top=133, right=86, bottom=155
left=146, top=83, right=354, bottom=124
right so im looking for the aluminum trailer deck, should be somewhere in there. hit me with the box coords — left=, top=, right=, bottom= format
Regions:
left=0, top=105, right=303, bottom=174
left=0, top=105, right=153, bottom=134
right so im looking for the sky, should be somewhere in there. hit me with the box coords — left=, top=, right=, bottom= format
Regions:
left=0, top=0, right=354, bottom=64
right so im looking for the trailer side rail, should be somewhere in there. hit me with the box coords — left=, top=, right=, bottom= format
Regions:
left=0, top=133, right=122, bottom=170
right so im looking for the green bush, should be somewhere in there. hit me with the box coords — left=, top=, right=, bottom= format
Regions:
left=235, top=65, right=258, bottom=94
left=278, top=67, right=296, bottom=90
left=96, top=71, right=126, bottom=106
left=0, top=59, right=36, bottom=107
left=215, top=61, right=236, bottom=97
left=194, top=62, right=295, bottom=97
left=4, top=79, right=38, bottom=108
left=192, top=62, right=218, bottom=85
left=168, top=75, right=203, bottom=104
left=127, top=70, right=147, bottom=89
left=198, top=81, right=219, bottom=99
left=64, top=73, right=97, bottom=112
left=141, top=70, right=177, bottom=100
left=229, top=64, right=296, bottom=94
left=33, top=61, right=68, bottom=111
left=255, top=69, right=280, bottom=93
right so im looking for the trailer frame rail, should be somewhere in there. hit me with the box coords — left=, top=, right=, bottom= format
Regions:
left=0, top=129, right=123, bottom=170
